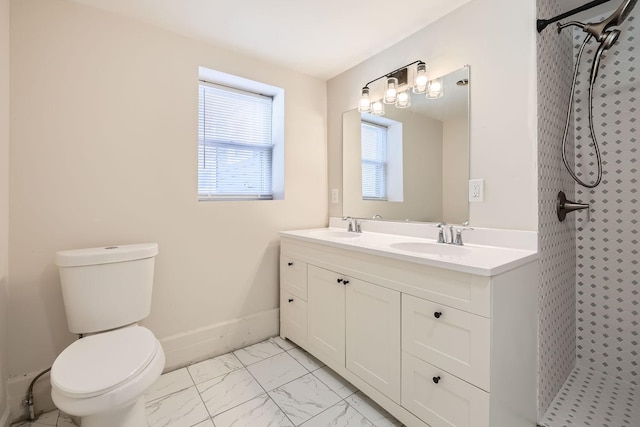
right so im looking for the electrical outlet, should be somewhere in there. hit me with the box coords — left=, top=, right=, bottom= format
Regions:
left=469, top=179, right=484, bottom=202
left=331, top=188, right=339, bottom=204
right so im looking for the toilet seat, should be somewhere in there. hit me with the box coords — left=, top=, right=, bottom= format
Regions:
left=51, top=326, right=159, bottom=398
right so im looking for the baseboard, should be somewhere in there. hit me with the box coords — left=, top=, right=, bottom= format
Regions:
left=7, top=368, right=55, bottom=424
left=160, top=308, right=279, bottom=371
left=1, top=406, right=9, bottom=427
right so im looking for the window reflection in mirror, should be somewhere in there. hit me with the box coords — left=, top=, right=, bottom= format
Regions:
left=343, top=66, right=469, bottom=223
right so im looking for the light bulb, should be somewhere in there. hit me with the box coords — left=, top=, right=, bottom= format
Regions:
left=371, top=100, right=385, bottom=116
left=383, top=77, right=398, bottom=104
left=426, top=78, right=444, bottom=99
left=358, top=87, right=371, bottom=113
left=413, top=62, right=428, bottom=94
left=395, top=90, right=411, bottom=108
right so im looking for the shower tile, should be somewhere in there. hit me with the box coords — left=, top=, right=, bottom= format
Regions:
left=212, top=394, right=293, bottom=427
left=145, top=385, right=209, bottom=427
left=269, top=373, right=341, bottom=425
left=540, top=365, right=639, bottom=427
left=196, top=368, right=265, bottom=417
left=145, top=367, right=194, bottom=402
left=187, top=352, right=244, bottom=384
left=233, top=339, right=284, bottom=366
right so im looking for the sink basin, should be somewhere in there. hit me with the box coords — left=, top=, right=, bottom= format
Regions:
left=310, top=230, right=362, bottom=239
left=388, top=241, right=470, bottom=256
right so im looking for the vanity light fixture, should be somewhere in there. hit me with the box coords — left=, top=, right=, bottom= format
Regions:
left=426, top=77, right=444, bottom=99
left=357, top=60, right=442, bottom=115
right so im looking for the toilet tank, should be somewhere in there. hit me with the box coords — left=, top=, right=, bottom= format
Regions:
left=56, top=243, right=159, bottom=334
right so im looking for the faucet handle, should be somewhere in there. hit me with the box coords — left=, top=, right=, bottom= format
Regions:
left=342, top=216, right=353, bottom=232
left=454, top=226, right=474, bottom=246
left=435, top=222, right=447, bottom=243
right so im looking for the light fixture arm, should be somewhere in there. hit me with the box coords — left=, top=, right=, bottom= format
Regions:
left=361, top=60, right=424, bottom=90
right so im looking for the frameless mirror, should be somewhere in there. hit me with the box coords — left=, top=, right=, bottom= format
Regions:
left=342, top=66, right=469, bottom=223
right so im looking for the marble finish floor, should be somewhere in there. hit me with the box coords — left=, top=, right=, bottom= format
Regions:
left=539, top=365, right=639, bottom=427
left=20, top=337, right=403, bottom=427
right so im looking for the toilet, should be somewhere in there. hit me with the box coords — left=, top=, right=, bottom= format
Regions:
left=51, top=243, right=165, bottom=427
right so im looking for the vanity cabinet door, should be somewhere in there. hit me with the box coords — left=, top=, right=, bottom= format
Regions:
left=346, top=278, right=401, bottom=403
left=402, top=352, right=489, bottom=427
left=281, top=256, right=308, bottom=300
left=280, top=291, right=307, bottom=346
left=307, top=265, right=346, bottom=368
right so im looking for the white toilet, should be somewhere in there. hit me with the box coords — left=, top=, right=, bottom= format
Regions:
left=51, top=243, right=165, bottom=427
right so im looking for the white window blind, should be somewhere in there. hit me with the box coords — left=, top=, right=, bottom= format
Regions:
left=361, top=121, right=387, bottom=200
left=198, top=82, right=273, bottom=200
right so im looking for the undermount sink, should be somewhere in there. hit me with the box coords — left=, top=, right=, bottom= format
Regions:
left=309, top=230, right=362, bottom=239
left=388, top=241, right=470, bottom=256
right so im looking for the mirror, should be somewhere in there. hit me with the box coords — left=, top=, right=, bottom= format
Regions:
left=342, top=66, right=469, bottom=223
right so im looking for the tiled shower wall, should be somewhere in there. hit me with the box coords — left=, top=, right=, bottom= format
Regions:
left=573, top=10, right=640, bottom=384
left=536, top=0, right=578, bottom=418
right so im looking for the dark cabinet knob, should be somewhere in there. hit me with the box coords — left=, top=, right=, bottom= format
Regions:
left=343, top=280, right=349, bottom=285
left=288, top=298, right=294, bottom=303
left=433, top=376, right=441, bottom=384
left=434, top=311, right=442, bottom=319
left=337, top=278, right=343, bottom=283
left=287, top=262, right=293, bottom=266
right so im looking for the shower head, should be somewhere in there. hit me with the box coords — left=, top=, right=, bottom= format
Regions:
left=585, top=0, right=638, bottom=41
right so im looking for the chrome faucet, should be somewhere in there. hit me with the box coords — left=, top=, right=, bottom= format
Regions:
left=436, top=222, right=447, bottom=243
left=436, top=221, right=473, bottom=245
left=342, top=216, right=362, bottom=233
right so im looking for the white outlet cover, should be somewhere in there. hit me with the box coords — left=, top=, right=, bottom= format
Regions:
left=469, top=179, right=484, bottom=202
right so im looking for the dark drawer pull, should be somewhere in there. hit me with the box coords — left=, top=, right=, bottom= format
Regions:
left=433, top=376, right=441, bottom=384
left=288, top=298, right=294, bottom=303
left=337, top=278, right=343, bottom=283
left=343, top=280, right=349, bottom=285
left=287, top=262, right=293, bottom=266
left=434, top=311, right=442, bottom=319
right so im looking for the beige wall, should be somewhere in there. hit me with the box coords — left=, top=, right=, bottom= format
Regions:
left=328, top=0, right=538, bottom=231
left=8, top=0, right=327, bottom=382
left=0, top=0, right=9, bottom=422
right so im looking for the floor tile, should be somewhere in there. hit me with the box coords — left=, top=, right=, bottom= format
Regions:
left=247, top=352, right=308, bottom=391
left=193, top=420, right=215, bottom=427
left=269, top=373, right=342, bottom=426
left=145, top=385, right=209, bottom=427
left=270, top=336, right=298, bottom=351
left=300, top=401, right=375, bottom=427
left=345, top=392, right=402, bottom=427
left=287, top=348, right=325, bottom=371
left=197, top=368, right=265, bottom=417
left=312, top=366, right=358, bottom=399
left=213, top=394, right=294, bottom=427
left=55, top=414, right=76, bottom=427
left=234, top=340, right=284, bottom=366
left=187, top=352, right=244, bottom=384
left=145, top=367, right=195, bottom=403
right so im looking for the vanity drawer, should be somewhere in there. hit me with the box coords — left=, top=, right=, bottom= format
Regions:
left=280, top=256, right=308, bottom=300
left=280, top=291, right=307, bottom=346
left=402, top=352, right=489, bottom=427
left=402, top=294, right=490, bottom=391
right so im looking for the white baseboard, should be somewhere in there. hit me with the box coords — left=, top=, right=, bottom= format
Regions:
left=160, top=308, right=279, bottom=371
left=1, top=406, right=9, bottom=427
left=6, top=308, right=279, bottom=422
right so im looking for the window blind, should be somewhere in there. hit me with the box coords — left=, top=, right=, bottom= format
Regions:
left=361, top=121, right=387, bottom=200
left=198, top=82, right=273, bottom=200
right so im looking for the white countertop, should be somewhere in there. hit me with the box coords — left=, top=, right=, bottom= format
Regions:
left=280, top=228, right=539, bottom=276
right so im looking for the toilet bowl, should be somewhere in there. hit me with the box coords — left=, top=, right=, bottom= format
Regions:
left=51, top=325, right=165, bottom=427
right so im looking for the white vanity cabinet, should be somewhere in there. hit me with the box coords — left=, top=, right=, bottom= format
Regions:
left=279, top=234, right=538, bottom=427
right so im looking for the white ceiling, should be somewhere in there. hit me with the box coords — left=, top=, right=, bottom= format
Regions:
left=69, top=0, right=472, bottom=80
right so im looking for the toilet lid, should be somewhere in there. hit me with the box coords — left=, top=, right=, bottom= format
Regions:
left=51, top=326, right=159, bottom=398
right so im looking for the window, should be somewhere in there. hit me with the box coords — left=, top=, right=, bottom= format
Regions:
left=197, top=67, right=284, bottom=201
left=361, top=121, right=388, bottom=200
